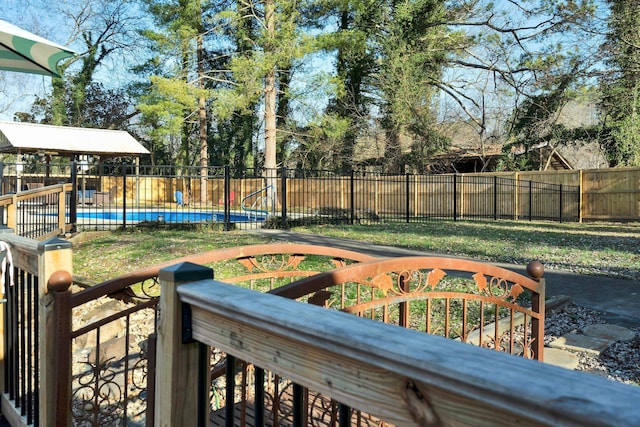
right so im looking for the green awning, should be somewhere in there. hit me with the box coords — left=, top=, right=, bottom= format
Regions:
left=0, top=19, right=75, bottom=77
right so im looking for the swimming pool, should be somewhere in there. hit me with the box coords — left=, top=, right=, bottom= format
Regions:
left=74, top=210, right=266, bottom=223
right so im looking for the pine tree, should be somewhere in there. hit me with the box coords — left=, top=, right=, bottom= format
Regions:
left=138, top=0, right=213, bottom=202
left=600, top=0, right=640, bottom=166
left=212, top=0, right=315, bottom=195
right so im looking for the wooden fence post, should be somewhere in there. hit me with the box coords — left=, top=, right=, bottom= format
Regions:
left=155, top=262, right=213, bottom=427
left=38, top=237, right=73, bottom=427
left=6, top=194, right=17, bottom=231
left=58, top=184, right=69, bottom=235
left=579, top=169, right=584, bottom=223
left=49, top=271, right=73, bottom=427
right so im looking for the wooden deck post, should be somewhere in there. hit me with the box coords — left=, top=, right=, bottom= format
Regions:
left=38, top=237, right=73, bottom=427
left=6, top=194, right=17, bottom=231
left=155, top=262, right=213, bottom=427
left=58, top=184, right=69, bottom=234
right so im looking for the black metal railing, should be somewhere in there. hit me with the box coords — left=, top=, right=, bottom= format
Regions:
left=4, top=264, right=39, bottom=425
left=0, top=162, right=580, bottom=237
left=16, top=194, right=64, bottom=239
left=0, top=184, right=71, bottom=239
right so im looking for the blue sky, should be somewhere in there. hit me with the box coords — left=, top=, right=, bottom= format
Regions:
left=1, top=1, right=149, bottom=121
left=0, top=1, right=610, bottom=126
left=1, top=5, right=71, bottom=120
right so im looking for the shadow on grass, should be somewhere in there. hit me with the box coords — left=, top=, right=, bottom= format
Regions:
left=295, top=221, right=639, bottom=279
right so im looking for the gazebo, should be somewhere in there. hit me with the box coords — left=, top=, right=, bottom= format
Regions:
left=0, top=121, right=150, bottom=230
left=0, top=120, right=149, bottom=185
left=0, top=121, right=149, bottom=158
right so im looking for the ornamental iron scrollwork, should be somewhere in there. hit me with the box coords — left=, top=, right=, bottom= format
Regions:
left=72, top=352, right=148, bottom=426
left=323, top=266, right=538, bottom=359
left=237, top=254, right=305, bottom=274
left=71, top=306, right=156, bottom=426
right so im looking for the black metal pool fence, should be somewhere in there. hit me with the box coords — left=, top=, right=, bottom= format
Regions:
left=0, top=162, right=580, bottom=234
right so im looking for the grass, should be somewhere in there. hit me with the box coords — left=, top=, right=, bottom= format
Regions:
left=293, top=220, right=640, bottom=280
left=72, top=228, right=271, bottom=283
left=72, top=227, right=359, bottom=286
left=71, top=220, right=640, bottom=284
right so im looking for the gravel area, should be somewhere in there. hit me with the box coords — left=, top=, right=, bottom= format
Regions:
left=545, top=302, right=640, bottom=385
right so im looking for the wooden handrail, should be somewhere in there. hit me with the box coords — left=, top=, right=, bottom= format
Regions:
left=160, top=268, right=640, bottom=427
left=72, top=243, right=375, bottom=305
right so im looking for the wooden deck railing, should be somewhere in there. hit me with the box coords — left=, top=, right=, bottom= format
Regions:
left=160, top=263, right=640, bottom=427
left=0, top=184, right=72, bottom=239
left=0, top=233, right=73, bottom=426
left=0, top=237, right=550, bottom=426
left=1, top=234, right=638, bottom=426
left=44, top=243, right=375, bottom=426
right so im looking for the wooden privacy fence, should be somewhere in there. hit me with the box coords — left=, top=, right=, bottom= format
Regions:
left=98, top=171, right=580, bottom=222
left=42, top=168, right=580, bottom=231
left=580, top=168, right=640, bottom=221
left=159, top=264, right=640, bottom=426
left=493, top=168, right=640, bottom=221
left=1, top=166, right=638, bottom=234
left=90, top=166, right=640, bottom=222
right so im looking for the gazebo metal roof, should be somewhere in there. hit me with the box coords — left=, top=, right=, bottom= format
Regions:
left=0, top=121, right=149, bottom=158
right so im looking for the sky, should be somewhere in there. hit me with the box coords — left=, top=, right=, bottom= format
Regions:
left=0, top=8, right=58, bottom=120
left=0, top=1, right=611, bottom=126
left=0, top=1, right=146, bottom=121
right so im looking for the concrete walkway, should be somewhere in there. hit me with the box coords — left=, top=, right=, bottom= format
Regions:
left=254, top=230, right=640, bottom=328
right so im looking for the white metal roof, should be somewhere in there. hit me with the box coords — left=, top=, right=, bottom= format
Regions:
left=0, top=121, right=149, bottom=157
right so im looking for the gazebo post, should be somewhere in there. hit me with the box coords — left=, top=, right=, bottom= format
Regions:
left=70, top=155, right=78, bottom=233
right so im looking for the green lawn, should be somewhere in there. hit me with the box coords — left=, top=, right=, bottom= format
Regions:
left=294, top=220, right=640, bottom=280
left=72, top=220, right=640, bottom=283
left=72, top=229, right=271, bottom=283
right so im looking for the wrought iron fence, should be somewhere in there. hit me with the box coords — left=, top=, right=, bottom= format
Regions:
left=0, top=162, right=580, bottom=236
left=281, top=169, right=579, bottom=226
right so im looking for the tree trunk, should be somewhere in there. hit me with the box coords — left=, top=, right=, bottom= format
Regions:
left=276, top=66, right=291, bottom=165
left=263, top=0, right=278, bottom=210
left=198, top=31, right=208, bottom=205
